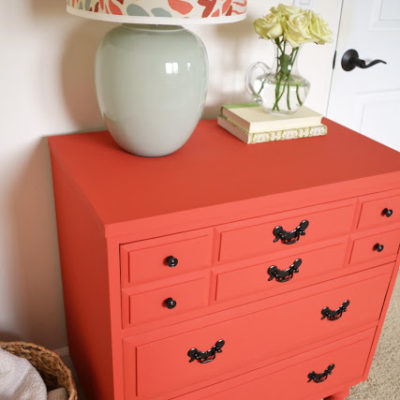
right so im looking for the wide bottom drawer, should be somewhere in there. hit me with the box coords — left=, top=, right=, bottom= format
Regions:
left=186, top=328, right=375, bottom=400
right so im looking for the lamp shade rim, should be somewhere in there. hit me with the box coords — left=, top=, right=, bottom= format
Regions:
left=66, top=5, right=247, bottom=25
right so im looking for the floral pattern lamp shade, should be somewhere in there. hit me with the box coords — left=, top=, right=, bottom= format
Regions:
left=67, top=0, right=247, bottom=23
left=66, top=0, right=247, bottom=157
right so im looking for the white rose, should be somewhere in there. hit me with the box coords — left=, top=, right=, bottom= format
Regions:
left=284, top=12, right=312, bottom=48
left=254, top=14, right=283, bottom=40
left=308, top=12, right=332, bottom=44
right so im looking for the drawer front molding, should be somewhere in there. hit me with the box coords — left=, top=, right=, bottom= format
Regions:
left=216, top=242, right=347, bottom=302
left=120, top=229, right=213, bottom=286
left=358, top=190, right=400, bottom=229
left=192, top=330, right=375, bottom=400
left=350, top=228, right=400, bottom=265
left=132, top=266, right=391, bottom=397
left=217, top=203, right=355, bottom=263
left=122, top=277, right=209, bottom=327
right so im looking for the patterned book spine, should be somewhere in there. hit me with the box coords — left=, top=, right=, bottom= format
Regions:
left=217, top=116, right=327, bottom=144
left=249, top=125, right=327, bottom=143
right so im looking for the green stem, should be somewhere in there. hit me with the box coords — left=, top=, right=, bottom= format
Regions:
left=273, top=80, right=288, bottom=111
left=291, top=47, right=299, bottom=65
left=296, top=85, right=303, bottom=106
left=273, top=82, right=280, bottom=111
left=289, top=47, right=300, bottom=110
left=273, top=40, right=283, bottom=111
left=273, top=79, right=281, bottom=111
left=274, top=38, right=284, bottom=54
left=273, top=42, right=302, bottom=112
left=273, top=70, right=287, bottom=111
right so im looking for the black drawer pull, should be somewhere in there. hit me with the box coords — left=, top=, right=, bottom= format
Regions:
left=273, top=220, right=309, bottom=245
left=382, top=208, right=393, bottom=217
left=163, top=297, right=177, bottom=309
left=268, top=258, right=302, bottom=283
left=321, top=300, right=350, bottom=321
left=165, top=256, right=178, bottom=268
left=373, top=243, right=384, bottom=252
left=187, top=340, right=225, bottom=364
left=307, top=364, right=335, bottom=383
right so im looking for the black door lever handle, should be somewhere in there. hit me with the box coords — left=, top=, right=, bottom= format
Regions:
left=341, top=49, right=387, bottom=71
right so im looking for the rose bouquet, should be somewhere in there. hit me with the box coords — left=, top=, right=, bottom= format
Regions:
left=252, top=4, right=332, bottom=113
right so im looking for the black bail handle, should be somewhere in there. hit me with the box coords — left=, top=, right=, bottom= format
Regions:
left=273, top=220, right=309, bottom=245
left=267, top=258, right=302, bottom=283
left=321, top=300, right=350, bottom=321
left=308, top=364, right=335, bottom=383
left=187, top=340, right=225, bottom=364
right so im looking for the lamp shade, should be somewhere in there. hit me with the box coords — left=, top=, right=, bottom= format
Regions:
left=66, top=0, right=247, bottom=24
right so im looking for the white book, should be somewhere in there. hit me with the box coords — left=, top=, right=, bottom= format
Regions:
left=220, top=104, right=323, bottom=134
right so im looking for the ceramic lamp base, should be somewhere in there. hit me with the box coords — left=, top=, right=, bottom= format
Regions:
left=95, top=24, right=208, bottom=157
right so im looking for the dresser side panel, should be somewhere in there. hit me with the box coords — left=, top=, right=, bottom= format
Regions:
left=50, top=153, right=115, bottom=400
left=361, top=257, right=400, bottom=380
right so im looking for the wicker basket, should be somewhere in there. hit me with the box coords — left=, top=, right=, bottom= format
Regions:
left=0, top=341, right=78, bottom=400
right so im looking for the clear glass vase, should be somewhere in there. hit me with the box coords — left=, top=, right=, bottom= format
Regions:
left=247, top=43, right=310, bottom=114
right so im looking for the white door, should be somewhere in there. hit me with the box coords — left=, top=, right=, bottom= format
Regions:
left=327, top=0, right=400, bottom=150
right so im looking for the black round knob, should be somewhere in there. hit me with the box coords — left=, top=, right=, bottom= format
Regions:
left=373, top=243, right=384, bottom=252
left=164, top=297, right=177, bottom=309
left=382, top=208, right=393, bottom=218
left=165, top=256, right=178, bottom=268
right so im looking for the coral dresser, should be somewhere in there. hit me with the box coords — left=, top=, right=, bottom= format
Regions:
left=48, top=119, right=400, bottom=400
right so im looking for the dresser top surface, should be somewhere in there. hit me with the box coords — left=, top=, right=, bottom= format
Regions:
left=48, top=119, right=400, bottom=226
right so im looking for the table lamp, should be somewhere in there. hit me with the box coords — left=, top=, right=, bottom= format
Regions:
left=66, top=0, right=247, bottom=157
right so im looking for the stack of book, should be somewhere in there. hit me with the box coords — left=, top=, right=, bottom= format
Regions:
left=218, top=103, right=327, bottom=144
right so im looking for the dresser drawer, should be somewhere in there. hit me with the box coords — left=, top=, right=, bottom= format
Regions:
left=120, top=229, right=213, bottom=286
left=358, top=191, right=400, bottom=229
left=198, top=329, right=375, bottom=400
left=216, top=242, right=347, bottom=302
left=122, top=277, right=209, bottom=326
left=134, top=265, right=391, bottom=397
left=350, top=229, right=400, bottom=265
left=218, top=203, right=355, bottom=263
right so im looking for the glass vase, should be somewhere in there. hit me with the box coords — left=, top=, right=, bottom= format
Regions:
left=247, top=43, right=310, bottom=114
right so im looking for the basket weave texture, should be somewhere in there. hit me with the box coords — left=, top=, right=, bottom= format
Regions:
left=0, top=341, right=78, bottom=400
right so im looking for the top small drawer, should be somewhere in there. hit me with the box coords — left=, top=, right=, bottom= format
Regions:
left=218, top=202, right=355, bottom=263
left=358, top=191, right=400, bottom=229
left=120, top=229, right=213, bottom=286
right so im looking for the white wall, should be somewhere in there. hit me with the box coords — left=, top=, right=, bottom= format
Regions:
left=0, top=0, right=340, bottom=349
